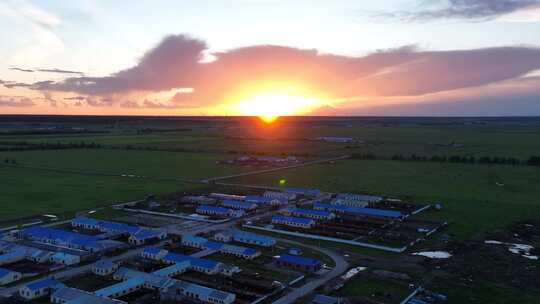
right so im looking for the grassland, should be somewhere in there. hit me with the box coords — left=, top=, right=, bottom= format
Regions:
left=332, top=276, right=411, bottom=304
left=0, top=149, right=248, bottom=180
left=0, top=149, right=251, bottom=220
left=230, top=159, right=540, bottom=238
left=0, top=165, right=191, bottom=220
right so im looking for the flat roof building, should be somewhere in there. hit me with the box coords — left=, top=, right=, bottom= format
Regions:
left=272, top=215, right=315, bottom=229
left=314, top=203, right=402, bottom=218
left=275, top=255, right=322, bottom=272
left=221, top=199, right=258, bottom=210
left=283, top=187, right=322, bottom=197
left=0, top=267, right=21, bottom=286
left=289, top=208, right=335, bottom=220
left=19, top=277, right=64, bottom=300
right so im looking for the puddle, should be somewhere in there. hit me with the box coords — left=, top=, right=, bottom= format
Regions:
left=485, top=240, right=538, bottom=260
left=412, top=251, right=452, bottom=259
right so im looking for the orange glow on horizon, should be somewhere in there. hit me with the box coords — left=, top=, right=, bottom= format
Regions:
left=225, top=81, right=324, bottom=122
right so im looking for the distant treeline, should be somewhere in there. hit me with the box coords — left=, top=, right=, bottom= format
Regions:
left=0, top=129, right=109, bottom=136
left=136, top=128, right=192, bottom=134
left=0, top=141, right=103, bottom=151
left=350, top=153, right=540, bottom=166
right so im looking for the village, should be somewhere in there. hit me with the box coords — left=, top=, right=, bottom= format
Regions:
left=0, top=184, right=450, bottom=304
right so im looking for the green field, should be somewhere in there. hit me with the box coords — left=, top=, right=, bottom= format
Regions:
left=0, top=149, right=250, bottom=220
left=0, top=165, right=190, bottom=220
left=332, top=276, right=411, bottom=304
left=229, top=159, right=540, bottom=238
left=0, top=149, right=247, bottom=180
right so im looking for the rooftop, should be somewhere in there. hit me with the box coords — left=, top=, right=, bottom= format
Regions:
left=276, top=254, right=321, bottom=267
left=272, top=215, right=315, bottom=225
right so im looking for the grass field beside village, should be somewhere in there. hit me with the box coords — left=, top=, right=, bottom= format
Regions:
left=0, top=165, right=194, bottom=220
left=3, top=119, right=540, bottom=158
left=0, top=149, right=250, bottom=220
left=229, top=159, right=540, bottom=239
left=0, top=149, right=247, bottom=181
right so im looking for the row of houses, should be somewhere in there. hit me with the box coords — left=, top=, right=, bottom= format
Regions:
left=335, top=193, right=384, bottom=203
left=287, top=208, right=336, bottom=221
left=283, top=187, right=322, bottom=197
left=140, top=247, right=238, bottom=276
left=274, top=255, right=322, bottom=272
left=272, top=215, right=316, bottom=229
left=71, top=217, right=167, bottom=245
left=19, top=226, right=126, bottom=253
left=0, top=240, right=83, bottom=270
left=182, top=235, right=261, bottom=260
left=0, top=267, right=22, bottom=285
left=18, top=262, right=235, bottom=304
left=263, top=191, right=296, bottom=201
left=213, top=229, right=276, bottom=247
left=314, top=203, right=402, bottom=219
left=196, top=205, right=246, bottom=218
left=220, top=199, right=258, bottom=211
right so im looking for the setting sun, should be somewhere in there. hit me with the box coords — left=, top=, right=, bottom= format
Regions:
left=232, top=93, right=320, bottom=123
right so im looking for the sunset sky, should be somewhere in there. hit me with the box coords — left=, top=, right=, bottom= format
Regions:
left=2, top=0, right=540, bottom=116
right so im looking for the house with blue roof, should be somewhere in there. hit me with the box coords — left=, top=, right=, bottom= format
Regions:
left=336, top=193, right=383, bottom=203
left=19, top=277, right=64, bottom=300
left=283, top=187, right=322, bottom=197
left=245, top=195, right=287, bottom=206
left=331, top=198, right=369, bottom=208
left=162, top=280, right=236, bottom=304
left=314, top=203, right=402, bottom=219
left=50, top=251, right=80, bottom=265
left=263, top=191, right=296, bottom=201
left=107, top=266, right=235, bottom=304
left=72, top=217, right=167, bottom=245
left=0, top=246, right=27, bottom=266
left=290, top=208, right=335, bottom=220
left=196, top=205, right=245, bottom=218
left=128, top=228, right=167, bottom=245
left=272, top=215, right=315, bottom=229
left=0, top=267, right=21, bottom=285
left=94, top=276, right=147, bottom=298
left=141, top=246, right=168, bottom=261
left=275, top=254, right=322, bottom=272
left=221, top=199, right=258, bottom=210
left=233, top=230, right=275, bottom=246
left=181, top=235, right=208, bottom=249
left=20, top=226, right=103, bottom=252
left=183, top=235, right=260, bottom=259
left=51, top=287, right=123, bottom=304
left=93, top=259, right=119, bottom=276
left=162, top=252, right=222, bottom=275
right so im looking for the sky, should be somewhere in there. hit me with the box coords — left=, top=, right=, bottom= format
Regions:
left=1, top=0, right=540, bottom=116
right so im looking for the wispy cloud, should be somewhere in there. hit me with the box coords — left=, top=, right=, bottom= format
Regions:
left=380, top=0, right=540, bottom=22
left=36, top=68, right=84, bottom=75
left=0, top=96, right=35, bottom=107
left=9, top=67, right=84, bottom=75
left=9, top=67, right=34, bottom=73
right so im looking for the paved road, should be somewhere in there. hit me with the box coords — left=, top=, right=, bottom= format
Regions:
left=272, top=238, right=349, bottom=304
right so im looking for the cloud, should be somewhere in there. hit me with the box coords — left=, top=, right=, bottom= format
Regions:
left=29, top=33, right=540, bottom=113
left=9, top=67, right=34, bottom=73
left=0, top=96, right=35, bottom=107
left=63, top=96, right=86, bottom=100
left=1, top=81, right=33, bottom=89
left=381, top=0, right=540, bottom=22
left=35, top=34, right=206, bottom=95
left=9, top=67, right=84, bottom=75
left=36, top=68, right=84, bottom=75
